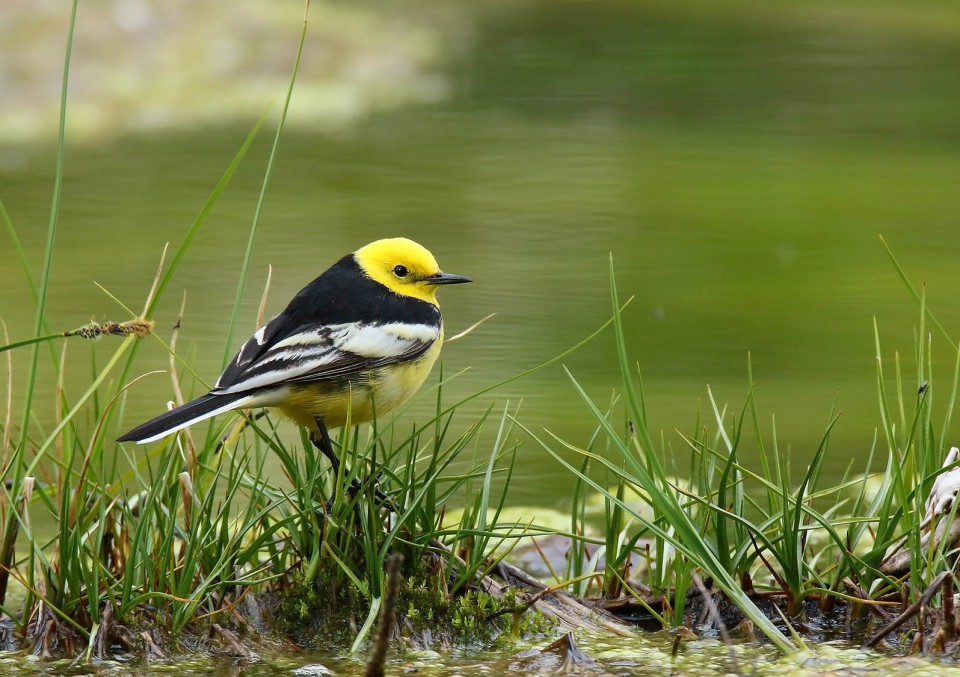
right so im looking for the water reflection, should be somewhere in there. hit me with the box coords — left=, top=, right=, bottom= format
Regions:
left=2, top=1, right=960, bottom=506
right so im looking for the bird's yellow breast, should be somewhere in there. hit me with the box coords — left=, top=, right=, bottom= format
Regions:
left=276, top=334, right=444, bottom=431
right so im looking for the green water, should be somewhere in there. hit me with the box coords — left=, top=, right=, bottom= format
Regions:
left=3, top=0, right=960, bottom=511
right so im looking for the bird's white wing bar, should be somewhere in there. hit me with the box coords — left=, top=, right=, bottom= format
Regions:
left=252, top=323, right=270, bottom=345
left=338, top=322, right=440, bottom=358
left=216, top=346, right=340, bottom=393
left=217, top=321, right=342, bottom=390
left=231, top=314, right=281, bottom=367
left=214, top=321, right=440, bottom=395
left=380, top=322, right=442, bottom=342
left=272, top=324, right=346, bottom=350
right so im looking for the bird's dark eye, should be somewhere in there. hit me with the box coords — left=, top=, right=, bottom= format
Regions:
left=393, top=265, right=408, bottom=278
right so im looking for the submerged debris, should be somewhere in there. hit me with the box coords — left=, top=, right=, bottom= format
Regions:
left=509, top=631, right=602, bottom=674
left=865, top=572, right=952, bottom=650
left=544, top=632, right=597, bottom=669
left=882, top=447, right=960, bottom=577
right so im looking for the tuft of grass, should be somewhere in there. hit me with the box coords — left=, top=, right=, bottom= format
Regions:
left=525, top=252, right=960, bottom=655
left=521, top=257, right=796, bottom=652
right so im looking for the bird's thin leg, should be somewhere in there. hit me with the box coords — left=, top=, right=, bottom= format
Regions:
left=309, top=418, right=395, bottom=511
left=310, top=419, right=343, bottom=476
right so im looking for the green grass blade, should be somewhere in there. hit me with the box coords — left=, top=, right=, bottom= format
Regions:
left=880, top=235, right=953, bottom=348
left=143, top=116, right=267, bottom=321
left=16, top=0, right=79, bottom=454
left=221, top=5, right=310, bottom=367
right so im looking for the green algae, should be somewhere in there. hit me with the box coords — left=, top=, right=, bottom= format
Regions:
left=6, top=626, right=960, bottom=675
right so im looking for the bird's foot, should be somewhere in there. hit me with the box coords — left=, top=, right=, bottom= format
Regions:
left=325, top=471, right=397, bottom=513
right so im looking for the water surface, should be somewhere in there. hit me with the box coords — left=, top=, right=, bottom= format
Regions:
left=2, top=1, right=960, bottom=506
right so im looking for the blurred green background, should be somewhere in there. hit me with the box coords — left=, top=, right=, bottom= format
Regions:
left=2, top=0, right=960, bottom=504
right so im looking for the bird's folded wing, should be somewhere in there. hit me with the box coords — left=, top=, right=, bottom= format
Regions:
left=216, top=312, right=287, bottom=387
left=213, top=321, right=440, bottom=394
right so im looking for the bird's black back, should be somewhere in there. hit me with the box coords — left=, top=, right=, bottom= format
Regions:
left=214, top=254, right=441, bottom=391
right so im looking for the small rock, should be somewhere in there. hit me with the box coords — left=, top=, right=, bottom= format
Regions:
left=292, top=664, right=334, bottom=676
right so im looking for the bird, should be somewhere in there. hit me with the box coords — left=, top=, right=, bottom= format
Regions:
left=118, top=237, right=472, bottom=495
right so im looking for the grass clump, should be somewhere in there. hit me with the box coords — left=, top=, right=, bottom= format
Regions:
left=0, top=295, right=543, bottom=659
left=525, top=252, right=960, bottom=655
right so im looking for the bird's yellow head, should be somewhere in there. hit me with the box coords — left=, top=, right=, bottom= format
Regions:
left=354, top=237, right=472, bottom=305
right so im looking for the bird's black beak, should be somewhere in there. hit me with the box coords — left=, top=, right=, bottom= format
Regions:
left=425, top=271, right=473, bottom=285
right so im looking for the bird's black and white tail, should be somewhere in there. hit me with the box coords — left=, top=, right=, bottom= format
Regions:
left=117, top=391, right=251, bottom=444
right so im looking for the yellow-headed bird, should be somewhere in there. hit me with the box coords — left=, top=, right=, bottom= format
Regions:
left=118, top=237, right=471, bottom=483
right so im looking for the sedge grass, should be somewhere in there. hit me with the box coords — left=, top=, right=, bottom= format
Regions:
left=521, top=253, right=960, bottom=655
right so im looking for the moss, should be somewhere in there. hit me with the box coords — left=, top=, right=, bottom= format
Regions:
left=397, top=578, right=553, bottom=650
left=275, top=561, right=553, bottom=652
left=275, top=566, right=365, bottom=648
